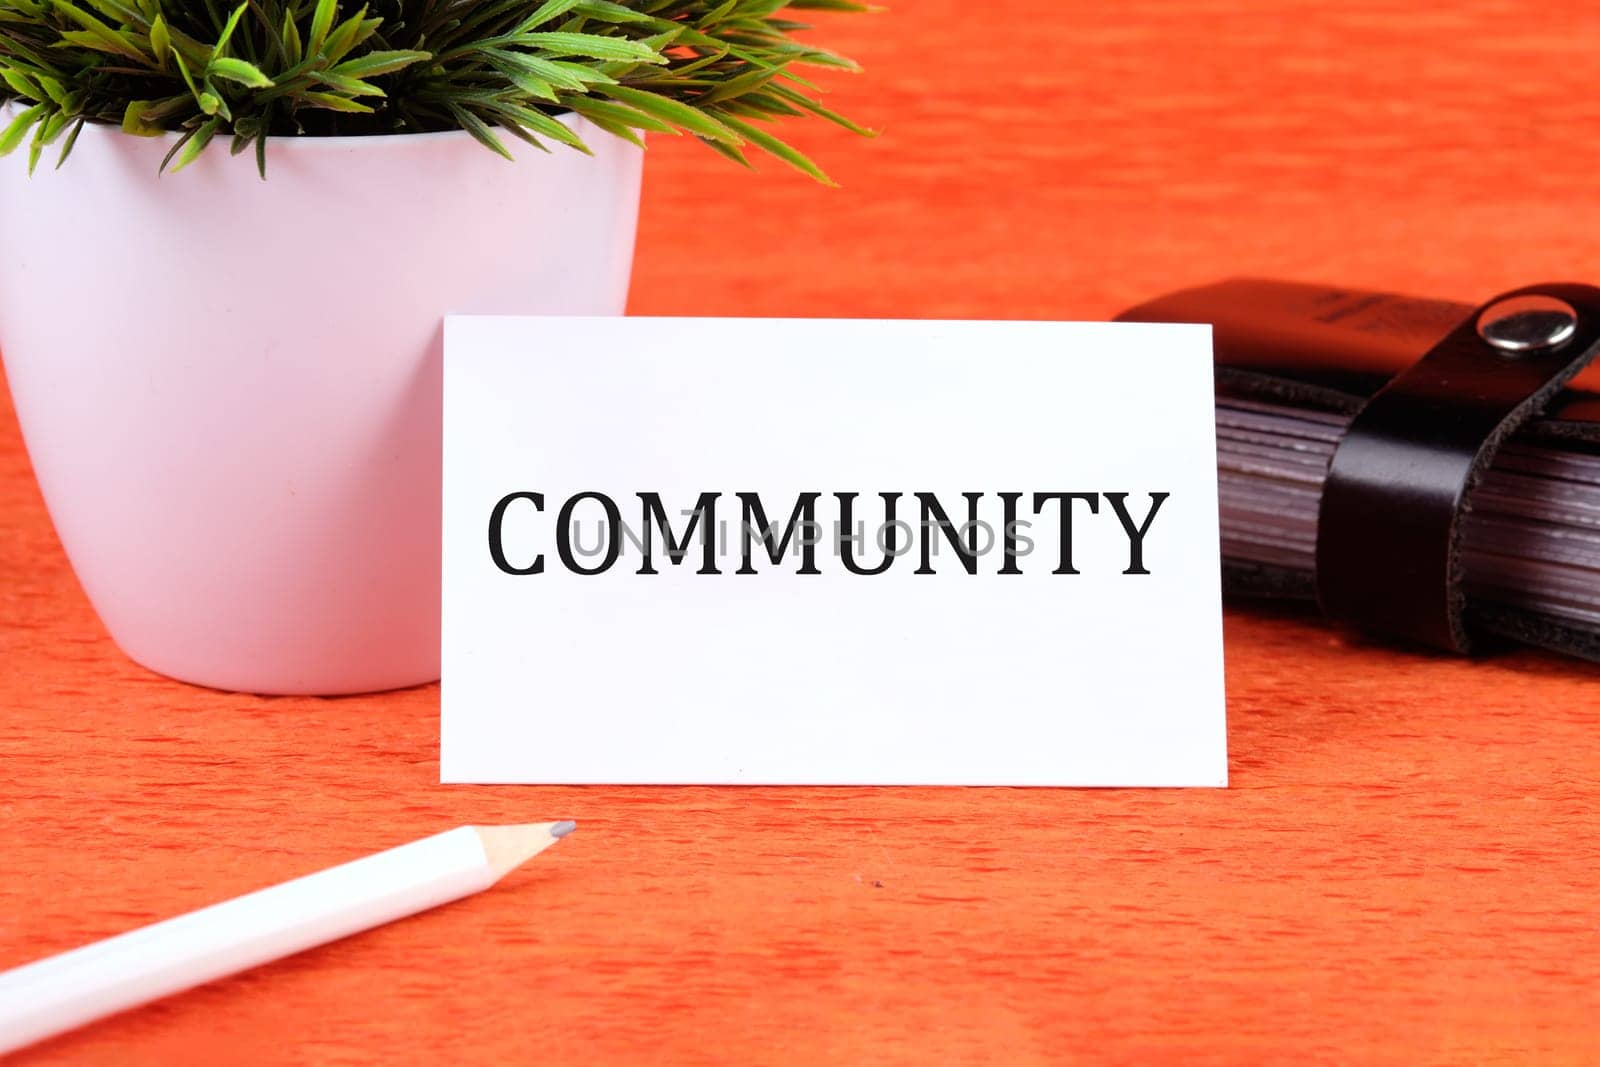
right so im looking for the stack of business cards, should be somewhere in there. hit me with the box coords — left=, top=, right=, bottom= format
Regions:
left=1217, top=395, right=1600, bottom=630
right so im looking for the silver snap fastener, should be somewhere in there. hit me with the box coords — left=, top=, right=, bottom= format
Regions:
left=1476, top=295, right=1578, bottom=354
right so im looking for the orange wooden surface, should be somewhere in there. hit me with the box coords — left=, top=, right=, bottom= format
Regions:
left=5, top=2, right=1600, bottom=1062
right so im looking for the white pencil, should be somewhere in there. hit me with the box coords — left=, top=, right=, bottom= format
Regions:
left=0, top=820, right=576, bottom=1054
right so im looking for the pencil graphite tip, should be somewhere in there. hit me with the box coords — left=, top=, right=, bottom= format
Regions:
left=475, top=823, right=571, bottom=879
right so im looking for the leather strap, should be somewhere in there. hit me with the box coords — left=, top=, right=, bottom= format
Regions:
left=1315, top=283, right=1600, bottom=652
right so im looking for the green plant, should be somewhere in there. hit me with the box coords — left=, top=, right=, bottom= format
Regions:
left=0, top=0, right=868, bottom=178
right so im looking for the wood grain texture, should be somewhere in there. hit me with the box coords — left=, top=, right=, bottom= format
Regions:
left=4, top=1, right=1600, bottom=1062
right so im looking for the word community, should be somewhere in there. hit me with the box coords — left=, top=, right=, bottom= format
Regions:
left=488, top=490, right=1172, bottom=577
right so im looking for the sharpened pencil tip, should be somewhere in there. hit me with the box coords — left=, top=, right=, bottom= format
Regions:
left=476, top=823, right=574, bottom=879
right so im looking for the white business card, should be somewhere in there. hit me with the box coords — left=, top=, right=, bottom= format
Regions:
left=442, top=317, right=1225, bottom=786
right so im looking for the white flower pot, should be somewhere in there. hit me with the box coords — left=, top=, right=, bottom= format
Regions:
left=0, top=110, right=642, bottom=694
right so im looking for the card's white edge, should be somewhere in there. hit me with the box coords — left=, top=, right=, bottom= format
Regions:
left=437, top=774, right=1230, bottom=787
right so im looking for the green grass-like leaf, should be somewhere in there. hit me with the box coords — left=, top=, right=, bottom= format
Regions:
left=0, top=0, right=869, bottom=177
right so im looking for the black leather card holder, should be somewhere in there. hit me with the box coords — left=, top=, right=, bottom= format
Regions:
left=1121, top=278, right=1600, bottom=663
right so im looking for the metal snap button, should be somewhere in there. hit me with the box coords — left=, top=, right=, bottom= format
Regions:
left=1476, top=295, right=1578, bottom=354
